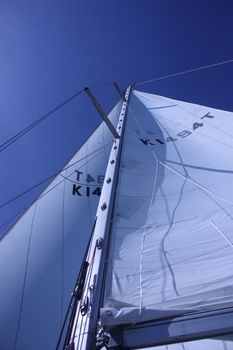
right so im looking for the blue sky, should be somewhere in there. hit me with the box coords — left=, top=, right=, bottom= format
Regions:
left=1, top=0, right=233, bottom=234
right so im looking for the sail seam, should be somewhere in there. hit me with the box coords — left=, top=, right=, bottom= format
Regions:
left=210, top=218, right=233, bottom=248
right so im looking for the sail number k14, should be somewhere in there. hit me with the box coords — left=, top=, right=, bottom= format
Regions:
left=140, top=112, right=214, bottom=146
left=72, top=171, right=104, bottom=197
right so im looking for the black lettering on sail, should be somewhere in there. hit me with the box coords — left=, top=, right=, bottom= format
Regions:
left=193, top=122, right=203, bottom=130
left=140, top=138, right=149, bottom=145
left=75, top=170, right=83, bottom=181
left=97, top=175, right=105, bottom=183
left=166, top=136, right=177, bottom=142
left=72, top=185, right=82, bottom=196
left=92, top=187, right=101, bottom=196
left=155, top=139, right=165, bottom=144
left=177, top=130, right=192, bottom=138
left=201, top=112, right=214, bottom=120
left=86, top=174, right=95, bottom=183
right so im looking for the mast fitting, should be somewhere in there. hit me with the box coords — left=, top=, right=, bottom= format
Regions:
left=96, top=238, right=104, bottom=250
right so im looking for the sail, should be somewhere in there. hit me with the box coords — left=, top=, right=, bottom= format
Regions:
left=137, top=337, right=233, bottom=350
left=0, top=100, right=122, bottom=350
left=102, top=90, right=233, bottom=330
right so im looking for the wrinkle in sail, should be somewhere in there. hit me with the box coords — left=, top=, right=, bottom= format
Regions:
left=160, top=181, right=187, bottom=300
left=138, top=158, right=159, bottom=320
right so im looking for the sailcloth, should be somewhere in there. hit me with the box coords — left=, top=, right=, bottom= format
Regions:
left=102, top=90, right=233, bottom=329
left=0, top=101, right=122, bottom=350
left=138, top=337, right=233, bottom=350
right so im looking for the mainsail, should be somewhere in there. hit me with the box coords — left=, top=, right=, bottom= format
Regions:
left=0, top=100, right=122, bottom=350
left=103, top=90, right=233, bottom=326
left=99, top=90, right=233, bottom=349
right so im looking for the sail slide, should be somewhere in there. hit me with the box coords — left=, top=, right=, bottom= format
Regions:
left=102, top=90, right=233, bottom=331
left=0, top=101, right=122, bottom=350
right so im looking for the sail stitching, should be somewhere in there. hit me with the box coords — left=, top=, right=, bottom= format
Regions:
left=210, top=218, right=233, bottom=248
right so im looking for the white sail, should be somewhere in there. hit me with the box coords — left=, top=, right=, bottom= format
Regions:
left=0, top=100, right=122, bottom=350
left=102, top=90, right=233, bottom=331
left=138, top=337, right=233, bottom=349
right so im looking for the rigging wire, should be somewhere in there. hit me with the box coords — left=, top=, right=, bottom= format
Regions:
left=59, top=173, right=103, bottom=186
left=134, top=59, right=233, bottom=86
left=1, top=58, right=233, bottom=153
left=55, top=218, right=97, bottom=350
left=0, top=89, right=84, bottom=153
left=0, top=141, right=112, bottom=210
left=2, top=58, right=233, bottom=215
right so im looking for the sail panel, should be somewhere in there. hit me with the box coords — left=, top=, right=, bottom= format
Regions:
left=0, top=100, right=122, bottom=350
left=134, top=336, right=233, bottom=350
left=102, top=90, right=233, bottom=327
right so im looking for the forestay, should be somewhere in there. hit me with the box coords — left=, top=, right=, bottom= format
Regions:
left=0, top=101, right=122, bottom=350
left=102, top=90, right=233, bottom=329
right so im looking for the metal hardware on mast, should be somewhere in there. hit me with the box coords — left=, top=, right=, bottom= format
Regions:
left=84, top=87, right=120, bottom=139
left=68, top=85, right=132, bottom=350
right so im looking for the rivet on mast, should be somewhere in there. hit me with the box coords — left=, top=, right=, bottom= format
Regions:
left=84, top=87, right=120, bottom=139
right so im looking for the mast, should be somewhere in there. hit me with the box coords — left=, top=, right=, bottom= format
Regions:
left=66, top=85, right=132, bottom=350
